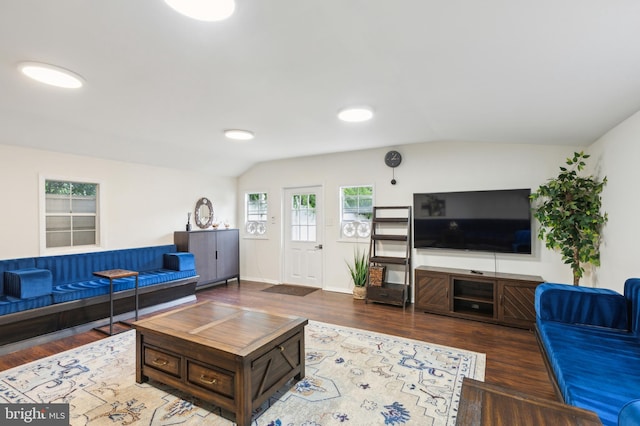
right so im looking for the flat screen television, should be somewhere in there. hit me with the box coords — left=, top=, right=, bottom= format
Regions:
left=413, top=189, right=532, bottom=254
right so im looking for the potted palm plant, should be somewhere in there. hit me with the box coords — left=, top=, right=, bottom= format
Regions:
left=346, top=248, right=368, bottom=299
left=530, top=151, right=608, bottom=285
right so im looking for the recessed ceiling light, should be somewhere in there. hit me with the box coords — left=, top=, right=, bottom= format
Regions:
left=18, top=62, right=84, bottom=89
left=224, top=129, right=255, bottom=141
left=337, top=107, right=374, bottom=123
left=165, top=0, right=235, bottom=22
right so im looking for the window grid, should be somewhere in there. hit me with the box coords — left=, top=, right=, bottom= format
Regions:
left=291, top=193, right=317, bottom=242
left=45, top=180, right=98, bottom=248
left=245, top=192, right=268, bottom=235
left=340, top=185, right=373, bottom=239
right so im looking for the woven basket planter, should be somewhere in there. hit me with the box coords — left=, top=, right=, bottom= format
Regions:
left=353, top=286, right=366, bottom=300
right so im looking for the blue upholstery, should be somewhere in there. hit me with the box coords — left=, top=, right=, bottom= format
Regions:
left=0, top=258, right=36, bottom=295
left=619, top=400, right=640, bottom=425
left=164, top=252, right=196, bottom=271
left=4, top=268, right=53, bottom=298
left=0, top=294, right=51, bottom=316
left=535, top=283, right=628, bottom=329
left=536, top=280, right=640, bottom=426
left=0, top=245, right=196, bottom=313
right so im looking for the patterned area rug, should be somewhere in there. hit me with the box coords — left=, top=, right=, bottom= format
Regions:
left=0, top=321, right=485, bottom=425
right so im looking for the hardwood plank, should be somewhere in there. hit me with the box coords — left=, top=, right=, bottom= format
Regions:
left=0, top=280, right=556, bottom=402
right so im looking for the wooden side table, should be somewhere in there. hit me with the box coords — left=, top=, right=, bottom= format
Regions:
left=93, top=269, right=139, bottom=335
left=456, top=378, right=602, bottom=425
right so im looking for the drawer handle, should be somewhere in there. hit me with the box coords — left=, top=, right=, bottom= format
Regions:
left=152, top=358, right=169, bottom=366
left=278, top=345, right=284, bottom=352
left=199, top=374, right=218, bottom=385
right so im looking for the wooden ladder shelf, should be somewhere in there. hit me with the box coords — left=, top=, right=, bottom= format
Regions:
left=366, top=206, right=412, bottom=308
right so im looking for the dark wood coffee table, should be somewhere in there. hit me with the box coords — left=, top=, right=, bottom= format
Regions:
left=133, top=301, right=308, bottom=426
left=456, top=378, right=602, bottom=425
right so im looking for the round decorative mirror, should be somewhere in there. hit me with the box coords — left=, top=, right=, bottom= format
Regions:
left=194, top=197, right=214, bottom=229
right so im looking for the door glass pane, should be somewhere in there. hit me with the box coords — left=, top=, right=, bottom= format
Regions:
left=290, top=192, right=317, bottom=242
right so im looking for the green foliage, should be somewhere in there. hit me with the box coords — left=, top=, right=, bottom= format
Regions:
left=45, top=180, right=97, bottom=196
left=530, top=151, right=608, bottom=285
left=346, top=248, right=368, bottom=287
left=342, top=186, right=373, bottom=220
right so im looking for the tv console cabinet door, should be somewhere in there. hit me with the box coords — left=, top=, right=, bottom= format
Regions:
left=496, top=279, right=540, bottom=329
left=415, top=269, right=450, bottom=313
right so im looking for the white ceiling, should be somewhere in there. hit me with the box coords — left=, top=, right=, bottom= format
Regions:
left=2, top=1, right=640, bottom=177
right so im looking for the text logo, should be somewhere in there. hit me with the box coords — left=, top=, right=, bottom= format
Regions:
left=1, top=404, right=68, bottom=425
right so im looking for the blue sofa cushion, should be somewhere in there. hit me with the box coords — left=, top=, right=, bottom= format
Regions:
left=51, top=269, right=197, bottom=303
left=0, top=294, right=51, bottom=316
left=163, top=253, right=195, bottom=271
left=4, top=268, right=53, bottom=298
left=52, top=279, right=111, bottom=303
left=619, top=400, right=640, bottom=426
left=35, top=244, right=179, bottom=286
left=623, top=278, right=640, bottom=335
left=537, top=319, right=640, bottom=426
left=0, top=258, right=36, bottom=294
left=536, top=283, right=628, bottom=329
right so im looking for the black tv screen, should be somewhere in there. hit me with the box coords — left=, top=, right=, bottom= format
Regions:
left=413, top=189, right=532, bottom=254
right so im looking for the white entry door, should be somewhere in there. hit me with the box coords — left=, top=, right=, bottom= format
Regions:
left=283, top=186, right=323, bottom=288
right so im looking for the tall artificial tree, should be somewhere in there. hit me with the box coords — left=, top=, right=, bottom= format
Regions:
left=530, top=151, right=608, bottom=285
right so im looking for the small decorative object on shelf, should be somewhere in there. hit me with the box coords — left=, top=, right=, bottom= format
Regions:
left=369, top=265, right=385, bottom=286
left=212, top=221, right=219, bottom=229
left=224, top=220, right=230, bottom=229
left=186, top=212, right=192, bottom=231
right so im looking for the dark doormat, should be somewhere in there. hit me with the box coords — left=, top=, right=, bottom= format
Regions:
left=261, top=284, right=319, bottom=297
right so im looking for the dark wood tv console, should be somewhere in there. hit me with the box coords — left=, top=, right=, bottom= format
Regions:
left=415, top=266, right=544, bottom=329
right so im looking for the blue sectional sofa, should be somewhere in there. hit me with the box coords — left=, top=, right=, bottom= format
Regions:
left=0, top=245, right=198, bottom=349
left=535, top=279, right=640, bottom=426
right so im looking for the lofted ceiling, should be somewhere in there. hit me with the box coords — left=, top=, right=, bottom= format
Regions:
left=1, top=1, right=640, bottom=177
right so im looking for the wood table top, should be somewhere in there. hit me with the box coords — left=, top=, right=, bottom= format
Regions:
left=132, top=301, right=308, bottom=356
left=457, top=378, right=602, bottom=425
left=93, top=269, right=139, bottom=279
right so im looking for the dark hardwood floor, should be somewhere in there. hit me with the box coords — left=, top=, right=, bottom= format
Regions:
left=0, top=280, right=556, bottom=401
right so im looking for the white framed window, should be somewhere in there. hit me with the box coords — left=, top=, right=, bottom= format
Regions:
left=245, top=192, right=268, bottom=236
left=340, top=185, right=373, bottom=239
left=41, top=177, right=102, bottom=252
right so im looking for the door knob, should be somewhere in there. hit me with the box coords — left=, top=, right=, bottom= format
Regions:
left=315, top=244, right=323, bottom=249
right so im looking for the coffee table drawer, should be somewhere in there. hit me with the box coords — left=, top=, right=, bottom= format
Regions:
left=187, top=362, right=234, bottom=398
left=144, top=347, right=181, bottom=377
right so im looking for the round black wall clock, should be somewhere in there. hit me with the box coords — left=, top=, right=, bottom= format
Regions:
left=384, top=150, right=402, bottom=168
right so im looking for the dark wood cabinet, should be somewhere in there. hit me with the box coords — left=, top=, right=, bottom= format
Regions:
left=415, top=266, right=543, bottom=329
left=174, top=229, right=239, bottom=289
left=415, top=268, right=449, bottom=314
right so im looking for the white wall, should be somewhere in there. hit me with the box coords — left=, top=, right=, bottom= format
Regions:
left=0, top=144, right=237, bottom=260
left=238, top=141, right=579, bottom=294
left=587, top=110, right=640, bottom=293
